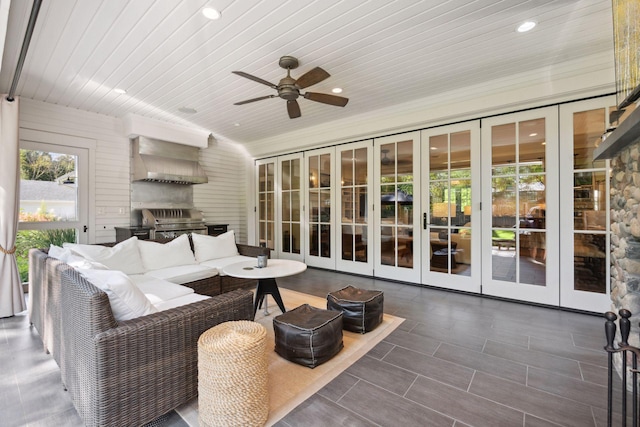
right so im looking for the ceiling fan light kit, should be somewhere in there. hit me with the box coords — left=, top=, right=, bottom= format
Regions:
left=232, top=56, right=349, bottom=119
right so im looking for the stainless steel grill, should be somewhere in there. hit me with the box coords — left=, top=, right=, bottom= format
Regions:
left=141, top=208, right=207, bottom=239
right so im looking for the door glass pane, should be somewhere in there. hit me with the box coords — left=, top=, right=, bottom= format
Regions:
left=342, top=151, right=353, bottom=186
left=519, top=175, right=546, bottom=230
left=492, top=177, right=516, bottom=227
left=20, top=149, right=79, bottom=222
left=380, top=143, right=395, bottom=181
left=451, top=131, right=471, bottom=171
left=519, top=231, right=546, bottom=285
left=282, top=160, right=291, bottom=191
left=355, top=187, right=367, bottom=224
left=291, top=192, right=300, bottom=222
left=282, top=223, right=291, bottom=252
left=398, top=227, right=413, bottom=268
left=342, top=224, right=354, bottom=261
left=309, top=155, right=319, bottom=189
left=430, top=134, right=448, bottom=180
left=292, top=223, right=301, bottom=254
left=380, top=226, right=395, bottom=266
left=574, top=172, right=606, bottom=230
left=398, top=184, right=413, bottom=226
left=354, top=148, right=367, bottom=186
left=282, top=192, right=291, bottom=222
left=355, top=225, right=367, bottom=262
left=519, top=119, right=546, bottom=170
left=492, top=123, right=516, bottom=174
left=342, top=188, right=353, bottom=223
left=574, top=108, right=606, bottom=169
left=292, top=159, right=301, bottom=190
left=574, top=233, right=606, bottom=293
left=309, top=224, right=319, bottom=256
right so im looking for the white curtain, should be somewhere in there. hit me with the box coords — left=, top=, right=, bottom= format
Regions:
left=0, top=95, right=26, bottom=317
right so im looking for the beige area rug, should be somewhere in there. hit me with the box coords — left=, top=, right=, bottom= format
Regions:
left=176, top=287, right=404, bottom=426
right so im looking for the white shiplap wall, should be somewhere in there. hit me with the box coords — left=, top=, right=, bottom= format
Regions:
left=19, top=98, right=250, bottom=244
left=195, top=140, right=249, bottom=244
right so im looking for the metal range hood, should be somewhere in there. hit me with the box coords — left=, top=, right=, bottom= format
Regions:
left=132, top=136, right=208, bottom=185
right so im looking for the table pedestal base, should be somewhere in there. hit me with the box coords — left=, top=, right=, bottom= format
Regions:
left=254, top=278, right=286, bottom=319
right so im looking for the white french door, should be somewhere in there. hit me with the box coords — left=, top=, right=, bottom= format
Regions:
left=421, top=121, right=481, bottom=293
left=276, top=153, right=304, bottom=261
left=304, top=147, right=336, bottom=269
left=374, top=132, right=421, bottom=282
left=558, top=97, right=624, bottom=312
left=335, top=140, right=374, bottom=275
left=481, top=107, right=559, bottom=305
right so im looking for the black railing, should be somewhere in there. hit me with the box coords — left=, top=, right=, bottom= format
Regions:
left=604, top=309, right=640, bottom=426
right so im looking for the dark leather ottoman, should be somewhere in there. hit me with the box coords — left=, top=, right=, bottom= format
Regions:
left=327, top=285, right=384, bottom=333
left=273, top=304, right=343, bottom=368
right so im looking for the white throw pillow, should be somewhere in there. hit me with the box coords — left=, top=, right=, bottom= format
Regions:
left=50, top=244, right=107, bottom=269
left=191, top=230, right=239, bottom=262
left=137, top=234, right=196, bottom=271
left=64, top=237, right=145, bottom=275
left=79, top=269, right=157, bottom=321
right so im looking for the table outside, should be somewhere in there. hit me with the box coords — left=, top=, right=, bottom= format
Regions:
left=222, top=259, right=307, bottom=319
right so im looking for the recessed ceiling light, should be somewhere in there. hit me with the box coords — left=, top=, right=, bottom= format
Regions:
left=542, top=142, right=546, bottom=145
left=234, top=122, right=240, bottom=127
left=517, top=21, right=536, bottom=33
left=178, top=107, right=197, bottom=114
left=202, top=7, right=221, bottom=20
left=114, top=88, right=127, bottom=94
left=529, top=133, right=538, bottom=137
left=430, top=146, right=438, bottom=150
left=332, top=88, right=343, bottom=94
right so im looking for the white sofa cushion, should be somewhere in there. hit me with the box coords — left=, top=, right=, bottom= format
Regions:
left=79, top=269, right=157, bottom=321
left=63, top=237, right=145, bottom=275
left=128, top=275, right=195, bottom=304
left=137, top=234, right=196, bottom=271
left=199, top=255, right=256, bottom=275
left=144, top=264, right=218, bottom=284
left=191, top=230, right=239, bottom=262
left=154, top=293, right=210, bottom=312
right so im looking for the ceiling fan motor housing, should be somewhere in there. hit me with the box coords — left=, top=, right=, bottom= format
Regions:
left=278, top=75, right=300, bottom=100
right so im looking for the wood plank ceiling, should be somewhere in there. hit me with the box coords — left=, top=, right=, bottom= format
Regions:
left=0, top=0, right=614, bottom=147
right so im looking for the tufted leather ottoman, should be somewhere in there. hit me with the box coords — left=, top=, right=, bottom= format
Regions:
left=273, top=304, right=343, bottom=368
left=327, top=285, right=384, bottom=333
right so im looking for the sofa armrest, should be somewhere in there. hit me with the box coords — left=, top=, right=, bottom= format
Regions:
left=237, top=243, right=270, bottom=258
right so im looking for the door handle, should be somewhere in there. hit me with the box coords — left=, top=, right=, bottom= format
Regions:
left=83, top=225, right=88, bottom=233
left=423, top=213, right=427, bottom=230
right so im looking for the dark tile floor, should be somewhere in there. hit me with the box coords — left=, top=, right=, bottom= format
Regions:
left=0, top=268, right=613, bottom=426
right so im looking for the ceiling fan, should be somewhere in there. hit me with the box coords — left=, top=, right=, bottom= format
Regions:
left=232, top=56, right=349, bottom=119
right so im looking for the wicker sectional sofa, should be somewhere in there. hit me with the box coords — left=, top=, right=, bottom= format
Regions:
left=28, top=234, right=268, bottom=427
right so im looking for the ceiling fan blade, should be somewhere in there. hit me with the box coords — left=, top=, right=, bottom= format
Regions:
left=234, top=95, right=276, bottom=105
left=295, top=67, right=330, bottom=89
left=287, top=100, right=301, bottom=119
left=232, top=71, right=277, bottom=89
left=303, top=92, right=349, bottom=107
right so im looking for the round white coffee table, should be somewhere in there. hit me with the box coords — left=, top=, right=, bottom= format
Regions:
left=222, top=259, right=307, bottom=319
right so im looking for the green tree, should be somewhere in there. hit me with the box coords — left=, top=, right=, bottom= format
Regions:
left=20, top=150, right=75, bottom=181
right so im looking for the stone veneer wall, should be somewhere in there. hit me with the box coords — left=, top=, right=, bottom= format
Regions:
left=610, top=138, right=640, bottom=358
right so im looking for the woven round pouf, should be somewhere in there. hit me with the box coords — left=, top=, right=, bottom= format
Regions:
left=198, top=320, right=268, bottom=427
